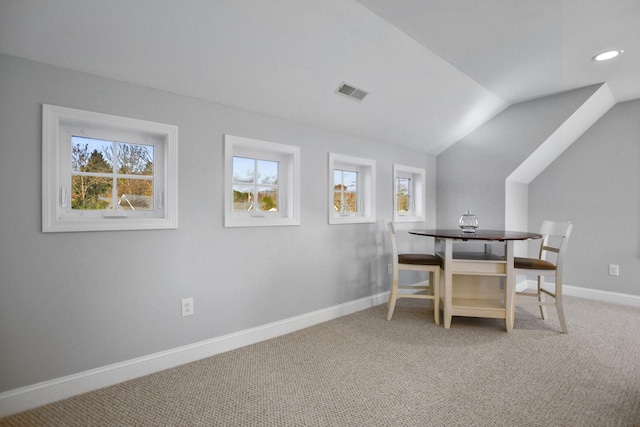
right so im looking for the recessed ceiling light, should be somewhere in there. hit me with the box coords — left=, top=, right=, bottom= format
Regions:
left=592, top=49, right=623, bottom=61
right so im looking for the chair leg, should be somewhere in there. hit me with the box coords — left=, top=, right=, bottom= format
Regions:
left=555, top=280, right=568, bottom=334
left=387, top=278, right=398, bottom=321
left=432, top=269, right=440, bottom=326
left=537, top=276, right=547, bottom=320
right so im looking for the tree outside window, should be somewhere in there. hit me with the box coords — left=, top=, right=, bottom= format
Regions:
left=328, top=153, right=375, bottom=225
left=224, top=134, right=299, bottom=228
left=232, top=157, right=279, bottom=212
left=396, top=177, right=411, bottom=214
left=393, top=164, right=425, bottom=223
left=43, top=104, right=178, bottom=232
left=71, top=136, right=154, bottom=211
left=333, top=169, right=358, bottom=213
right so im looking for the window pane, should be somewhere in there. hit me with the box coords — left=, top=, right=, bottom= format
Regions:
left=333, top=170, right=342, bottom=187
left=72, top=136, right=113, bottom=173
left=344, top=190, right=357, bottom=212
left=233, top=185, right=254, bottom=211
left=257, top=187, right=278, bottom=211
left=257, top=160, right=278, bottom=185
left=333, top=190, right=342, bottom=212
left=334, top=170, right=344, bottom=212
left=334, top=189, right=358, bottom=213
left=342, top=170, right=357, bottom=192
left=233, top=157, right=255, bottom=183
left=117, top=142, right=154, bottom=176
left=334, top=169, right=358, bottom=213
left=117, top=178, right=154, bottom=210
left=71, top=175, right=112, bottom=210
left=396, top=195, right=410, bottom=213
left=232, top=157, right=279, bottom=212
left=396, top=177, right=410, bottom=213
left=396, top=177, right=410, bottom=194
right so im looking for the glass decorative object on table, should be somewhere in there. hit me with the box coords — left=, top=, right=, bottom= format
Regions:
left=459, top=210, right=479, bottom=233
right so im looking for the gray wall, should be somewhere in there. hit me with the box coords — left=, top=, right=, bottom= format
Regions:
left=529, top=99, right=640, bottom=295
left=438, top=86, right=640, bottom=296
left=0, top=54, right=436, bottom=391
left=437, top=85, right=600, bottom=229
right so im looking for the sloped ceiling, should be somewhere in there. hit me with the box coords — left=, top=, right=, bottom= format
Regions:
left=357, top=0, right=640, bottom=104
left=0, top=0, right=638, bottom=154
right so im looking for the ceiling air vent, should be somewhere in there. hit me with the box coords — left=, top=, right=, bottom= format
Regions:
left=336, top=82, right=368, bottom=101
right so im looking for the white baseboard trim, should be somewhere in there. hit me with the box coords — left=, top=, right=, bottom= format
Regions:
left=4, top=284, right=638, bottom=417
left=517, top=280, right=640, bottom=307
left=0, top=292, right=391, bottom=418
left=563, top=285, right=640, bottom=307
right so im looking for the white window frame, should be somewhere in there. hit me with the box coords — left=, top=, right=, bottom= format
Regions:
left=393, top=164, right=425, bottom=223
left=224, top=134, right=300, bottom=227
left=42, top=104, right=178, bottom=233
left=328, top=153, right=376, bottom=225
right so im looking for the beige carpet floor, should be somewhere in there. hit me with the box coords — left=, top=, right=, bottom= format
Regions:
left=2, top=296, right=640, bottom=426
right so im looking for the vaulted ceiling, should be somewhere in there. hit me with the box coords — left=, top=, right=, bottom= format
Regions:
left=1, top=0, right=638, bottom=154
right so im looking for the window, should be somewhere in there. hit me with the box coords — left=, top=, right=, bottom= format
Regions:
left=393, top=164, right=425, bottom=223
left=42, top=104, right=178, bottom=232
left=225, top=134, right=300, bottom=227
left=333, top=169, right=358, bottom=214
left=328, top=153, right=375, bottom=224
left=232, top=157, right=279, bottom=212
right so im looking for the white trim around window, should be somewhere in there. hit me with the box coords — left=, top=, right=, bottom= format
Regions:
left=42, top=104, right=178, bottom=233
left=224, top=134, right=300, bottom=227
left=328, top=153, right=376, bottom=225
left=393, top=164, right=425, bottom=223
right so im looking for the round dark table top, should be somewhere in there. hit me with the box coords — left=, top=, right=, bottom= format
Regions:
left=409, top=229, right=542, bottom=241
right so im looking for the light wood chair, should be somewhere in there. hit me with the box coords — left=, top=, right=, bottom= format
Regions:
left=387, top=221, right=441, bottom=325
left=515, top=220, right=573, bottom=333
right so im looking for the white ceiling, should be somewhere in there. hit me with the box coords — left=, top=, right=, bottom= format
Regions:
left=1, top=0, right=638, bottom=154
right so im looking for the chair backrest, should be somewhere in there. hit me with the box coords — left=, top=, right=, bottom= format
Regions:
left=388, top=221, right=399, bottom=260
left=538, top=220, right=573, bottom=270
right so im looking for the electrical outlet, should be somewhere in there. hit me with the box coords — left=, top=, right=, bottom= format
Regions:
left=608, top=264, right=620, bottom=276
left=181, top=297, right=194, bottom=317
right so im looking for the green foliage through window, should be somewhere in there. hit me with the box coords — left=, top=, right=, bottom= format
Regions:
left=232, top=156, right=279, bottom=212
left=71, top=136, right=154, bottom=211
